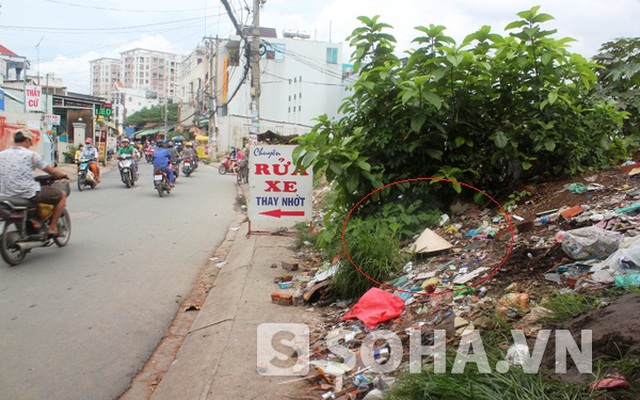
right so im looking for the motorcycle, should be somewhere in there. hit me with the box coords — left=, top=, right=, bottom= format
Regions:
left=182, top=157, right=194, bottom=177
left=0, top=175, right=71, bottom=266
left=153, top=168, right=172, bottom=198
left=171, top=158, right=180, bottom=180
left=117, top=154, right=138, bottom=188
left=144, top=148, right=154, bottom=163
left=77, top=157, right=97, bottom=191
left=218, top=155, right=234, bottom=175
left=236, top=158, right=249, bottom=184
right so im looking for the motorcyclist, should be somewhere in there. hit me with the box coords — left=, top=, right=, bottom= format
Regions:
left=167, top=140, right=179, bottom=160
left=117, top=138, right=139, bottom=176
left=0, top=129, right=69, bottom=236
left=181, top=142, right=197, bottom=164
left=229, top=146, right=238, bottom=173
left=80, top=137, right=100, bottom=183
left=152, top=141, right=175, bottom=187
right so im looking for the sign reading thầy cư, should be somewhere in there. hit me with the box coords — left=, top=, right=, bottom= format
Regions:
left=248, top=145, right=313, bottom=222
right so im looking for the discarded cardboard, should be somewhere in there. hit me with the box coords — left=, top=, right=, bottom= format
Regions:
left=411, top=228, right=453, bottom=254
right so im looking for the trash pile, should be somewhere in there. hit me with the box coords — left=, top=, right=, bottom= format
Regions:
left=270, top=160, right=640, bottom=399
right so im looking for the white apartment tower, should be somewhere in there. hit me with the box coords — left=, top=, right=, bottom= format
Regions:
left=90, top=57, right=120, bottom=99
left=120, top=48, right=180, bottom=101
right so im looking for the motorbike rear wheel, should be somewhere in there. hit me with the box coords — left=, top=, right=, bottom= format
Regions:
left=218, top=165, right=226, bottom=175
left=77, top=172, right=85, bottom=192
left=0, top=221, right=26, bottom=266
left=53, top=209, right=71, bottom=247
left=124, top=171, right=131, bottom=188
left=157, top=183, right=164, bottom=197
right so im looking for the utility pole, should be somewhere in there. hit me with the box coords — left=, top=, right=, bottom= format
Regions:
left=213, top=37, right=219, bottom=153
left=249, top=0, right=261, bottom=143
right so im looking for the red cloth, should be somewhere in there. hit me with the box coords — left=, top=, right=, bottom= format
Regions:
left=340, top=287, right=405, bottom=329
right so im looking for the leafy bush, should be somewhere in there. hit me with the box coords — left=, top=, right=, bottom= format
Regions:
left=294, top=7, right=630, bottom=234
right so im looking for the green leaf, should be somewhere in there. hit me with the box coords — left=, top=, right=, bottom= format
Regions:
left=425, top=149, right=443, bottom=160
left=544, top=139, right=556, bottom=152
left=532, top=13, right=555, bottom=24
left=505, top=20, right=527, bottom=30
left=302, top=151, right=318, bottom=169
left=424, top=91, right=442, bottom=109
left=329, top=160, right=342, bottom=176
left=454, top=136, right=466, bottom=148
left=411, top=114, right=427, bottom=132
left=548, top=91, right=558, bottom=105
left=346, top=173, right=359, bottom=193
left=522, top=161, right=532, bottom=170
left=356, top=159, right=371, bottom=171
left=493, top=131, right=508, bottom=148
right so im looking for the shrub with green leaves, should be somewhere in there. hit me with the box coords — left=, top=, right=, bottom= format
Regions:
left=294, top=7, right=629, bottom=239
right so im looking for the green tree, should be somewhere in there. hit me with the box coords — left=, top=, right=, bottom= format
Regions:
left=295, top=7, right=627, bottom=249
left=125, top=102, right=178, bottom=128
left=592, top=37, right=640, bottom=137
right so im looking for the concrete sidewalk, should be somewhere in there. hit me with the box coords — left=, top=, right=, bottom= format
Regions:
left=135, top=187, right=315, bottom=399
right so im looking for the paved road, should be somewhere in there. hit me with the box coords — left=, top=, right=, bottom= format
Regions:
left=0, top=161, right=237, bottom=400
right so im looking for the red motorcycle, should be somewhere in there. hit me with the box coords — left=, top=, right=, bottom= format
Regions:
left=218, top=155, right=235, bottom=175
left=144, top=148, right=154, bottom=163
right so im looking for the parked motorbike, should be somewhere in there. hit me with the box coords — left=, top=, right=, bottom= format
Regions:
left=153, top=168, right=172, bottom=197
left=0, top=175, right=71, bottom=266
left=182, top=157, right=194, bottom=177
left=219, top=155, right=234, bottom=175
left=236, top=158, right=249, bottom=184
left=77, top=157, right=97, bottom=191
left=117, top=154, right=138, bottom=188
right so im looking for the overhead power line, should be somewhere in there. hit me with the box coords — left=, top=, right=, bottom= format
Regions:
left=45, top=0, right=208, bottom=13
left=0, top=15, right=217, bottom=33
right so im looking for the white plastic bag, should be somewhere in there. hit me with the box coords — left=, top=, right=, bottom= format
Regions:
left=561, top=226, right=623, bottom=260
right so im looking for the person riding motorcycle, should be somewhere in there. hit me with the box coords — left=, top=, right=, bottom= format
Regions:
left=80, top=137, right=100, bottom=183
left=152, top=141, right=175, bottom=187
left=0, top=129, right=69, bottom=236
left=181, top=142, right=197, bottom=164
left=117, top=138, right=139, bottom=176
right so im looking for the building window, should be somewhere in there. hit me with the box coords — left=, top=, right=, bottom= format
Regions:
left=326, top=47, right=338, bottom=64
left=294, top=77, right=297, bottom=83
left=293, top=94, right=296, bottom=100
left=298, top=105, right=301, bottom=112
left=288, top=106, right=290, bottom=113
left=299, top=92, right=302, bottom=99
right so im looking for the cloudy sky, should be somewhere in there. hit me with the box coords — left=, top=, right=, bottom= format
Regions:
left=1, top=0, right=638, bottom=95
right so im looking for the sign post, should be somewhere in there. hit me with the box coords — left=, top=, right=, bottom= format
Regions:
left=248, top=145, right=313, bottom=233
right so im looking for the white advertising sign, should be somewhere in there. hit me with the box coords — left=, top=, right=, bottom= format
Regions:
left=44, top=114, right=60, bottom=125
left=25, top=85, right=43, bottom=112
left=249, top=145, right=313, bottom=222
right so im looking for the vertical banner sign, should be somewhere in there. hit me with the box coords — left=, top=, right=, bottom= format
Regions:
left=25, top=85, right=43, bottom=112
left=249, top=145, right=313, bottom=222
left=0, top=88, right=5, bottom=111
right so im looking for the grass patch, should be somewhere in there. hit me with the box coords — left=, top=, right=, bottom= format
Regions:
left=292, top=222, right=319, bottom=249
left=539, top=292, right=600, bottom=323
left=330, top=217, right=407, bottom=300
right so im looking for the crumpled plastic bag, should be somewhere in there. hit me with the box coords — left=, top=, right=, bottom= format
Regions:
left=561, top=226, right=623, bottom=260
left=341, top=287, right=405, bottom=329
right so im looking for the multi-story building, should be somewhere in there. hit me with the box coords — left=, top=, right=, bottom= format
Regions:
left=90, top=57, right=120, bottom=99
left=177, top=27, right=350, bottom=152
left=120, top=48, right=180, bottom=101
left=90, top=49, right=181, bottom=136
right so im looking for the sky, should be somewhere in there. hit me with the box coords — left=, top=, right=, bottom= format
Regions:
left=1, top=0, right=639, bottom=95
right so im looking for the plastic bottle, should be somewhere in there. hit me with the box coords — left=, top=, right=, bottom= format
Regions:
left=534, top=213, right=558, bottom=226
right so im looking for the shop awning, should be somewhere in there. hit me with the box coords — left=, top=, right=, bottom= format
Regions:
left=131, top=127, right=162, bottom=139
